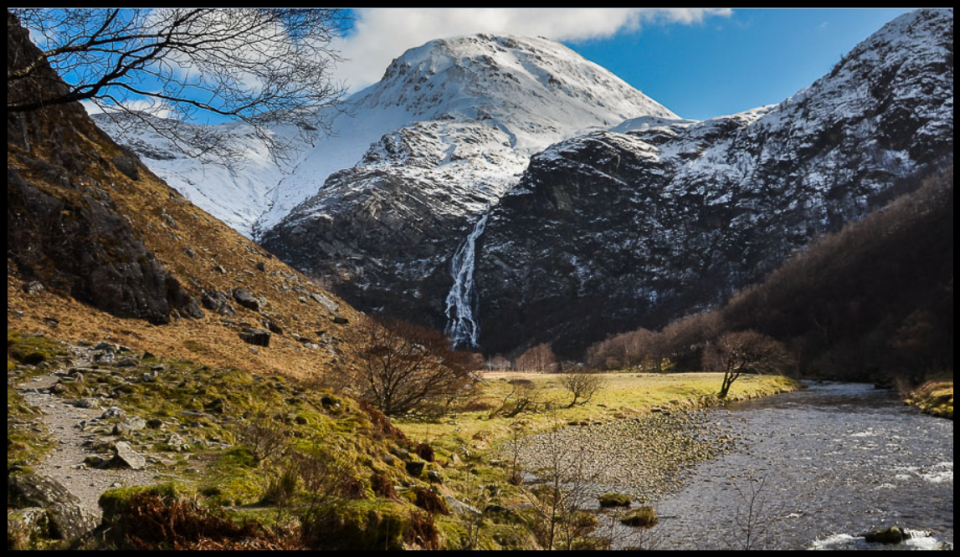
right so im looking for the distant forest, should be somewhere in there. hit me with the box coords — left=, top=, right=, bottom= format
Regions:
left=585, top=163, right=954, bottom=384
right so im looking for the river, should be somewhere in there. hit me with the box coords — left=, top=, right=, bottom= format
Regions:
left=622, top=382, right=953, bottom=550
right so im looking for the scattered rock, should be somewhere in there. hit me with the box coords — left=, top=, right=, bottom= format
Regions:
left=101, top=406, right=126, bottom=419
left=263, top=318, right=284, bottom=335
left=111, top=153, right=140, bottom=181
left=331, top=316, right=349, bottom=325
left=124, top=417, right=147, bottom=431
left=444, top=496, right=481, bottom=516
left=232, top=288, right=261, bottom=312
left=310, top=292, right=339, bottom=313
left=74, top=398, right=100, bottom=409
left=405, top=461, right=426, bottom=477
left=22, top=281, right=45, bottom=295
left=239, top=328, right=271, bottom=347
left=201, top=290, right=235, bottom=316
left=428, top=471, right=444, bottom=484
left=205, top=398, right=227, bottom=414
left=255, top=261, right=266, bottom=272
left=110, top=441, right=146, bottom=470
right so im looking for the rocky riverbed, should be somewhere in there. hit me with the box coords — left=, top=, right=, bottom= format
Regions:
left=500, top=409, right=738, bottom=504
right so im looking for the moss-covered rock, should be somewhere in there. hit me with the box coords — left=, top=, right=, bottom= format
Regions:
left=620, top=506, right=658, bottom=528
left=7, top=508, right=55, bottom=550
left=99, top=482, right=195, bottom=524
left=863, top=525, right=905, bottom=544
left=598, top=492, right=631, bottom=507
left=302, top=500, right=435, bottom=550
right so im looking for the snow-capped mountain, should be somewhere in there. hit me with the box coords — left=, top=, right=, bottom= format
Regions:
left=97, top=34, right=676, bottom=238
left=475, top=8, right=954, bottom=356
left=98, top=10, right=953, bottom=358
left=254, top=34, right=681, bottom=330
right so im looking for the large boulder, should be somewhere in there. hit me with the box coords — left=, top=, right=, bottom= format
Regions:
left=8, top=473, right=98, bottom=544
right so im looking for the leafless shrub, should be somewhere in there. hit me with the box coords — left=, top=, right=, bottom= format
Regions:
left=239, top=409, right=291, bottom=465
left=558, top=371, right=606, bottom=407
left=490, top=381, right=542, bottom=418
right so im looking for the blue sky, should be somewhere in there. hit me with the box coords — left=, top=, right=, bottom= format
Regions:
left=564, top=8, right=913, bottom=120
left=76, top=8, right=916, bottom=124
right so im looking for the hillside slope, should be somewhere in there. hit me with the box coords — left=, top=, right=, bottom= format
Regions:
left=7, top=13, right=363, bottom=380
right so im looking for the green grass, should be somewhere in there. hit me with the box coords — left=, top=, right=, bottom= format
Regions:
left=396, top=372, right=801, bottom=459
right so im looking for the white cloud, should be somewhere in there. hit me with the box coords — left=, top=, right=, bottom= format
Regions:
left=334, top=8, right=733, bottom=91
left=81, top=98, right=176, bottom=120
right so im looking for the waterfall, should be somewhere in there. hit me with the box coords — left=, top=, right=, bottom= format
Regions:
left=444, top=212, right=490, bottom=348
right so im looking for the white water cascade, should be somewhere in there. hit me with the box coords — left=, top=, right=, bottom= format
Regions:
left=444, top=212, right=490, bottom=348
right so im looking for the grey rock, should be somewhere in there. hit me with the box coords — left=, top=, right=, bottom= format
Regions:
left=75, top=398, right=100, bottom=409
left=444, top=495, right=481, bottom=516
left=8, top=472, right=99, bottom=543
left=310, top=292, right=340, bottom=313
left=232, top=288, right=261, bottom=312
left=101, top=406, right=126, bottom=419
left=110, top=441, right=146, bottom=470
left=124, top=417, right=147, bottom=431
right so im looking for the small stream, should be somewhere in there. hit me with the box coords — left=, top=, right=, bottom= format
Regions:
left=619, top=382, right=953, bottom=550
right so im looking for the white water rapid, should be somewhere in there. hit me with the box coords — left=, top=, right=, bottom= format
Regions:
left=444, top=213, right=490, bottom=348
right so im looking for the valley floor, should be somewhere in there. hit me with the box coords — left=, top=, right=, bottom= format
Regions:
left=8, top=329, right=801, bottom=550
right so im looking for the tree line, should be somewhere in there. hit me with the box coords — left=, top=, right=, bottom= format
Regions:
left=583, top=163, right=954, bottom=387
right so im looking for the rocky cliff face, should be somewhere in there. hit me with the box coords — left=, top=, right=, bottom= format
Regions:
left=476, top=8, right=954, bottom=356
left=7, top=12, right=197, bottom=324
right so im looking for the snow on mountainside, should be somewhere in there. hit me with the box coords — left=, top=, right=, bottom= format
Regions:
left=475, top=8, right=954, bottom=356
left=97, top=33, right=677, bottom=238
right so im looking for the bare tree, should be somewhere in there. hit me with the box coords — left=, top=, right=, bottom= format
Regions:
left=490, top=380, right=542, bottom=419
left=8, top=9, right=348, bottom=165
left=703, top=330, right=794, bottom=398
left=343, top=317, right=472, bottom=416
left=558, top=371, right=606, bottom=407
left=239, top=409, right=292, bottom=465
left=516, top=343, right=558, bottom=373
left=486, top=354, right=513, bottom=372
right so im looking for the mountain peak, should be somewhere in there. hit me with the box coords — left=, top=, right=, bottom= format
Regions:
left=364, top=32, right=678, bottom=133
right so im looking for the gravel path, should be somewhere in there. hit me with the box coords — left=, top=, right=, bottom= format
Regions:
left=16, top=351, right=162, bottom=523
